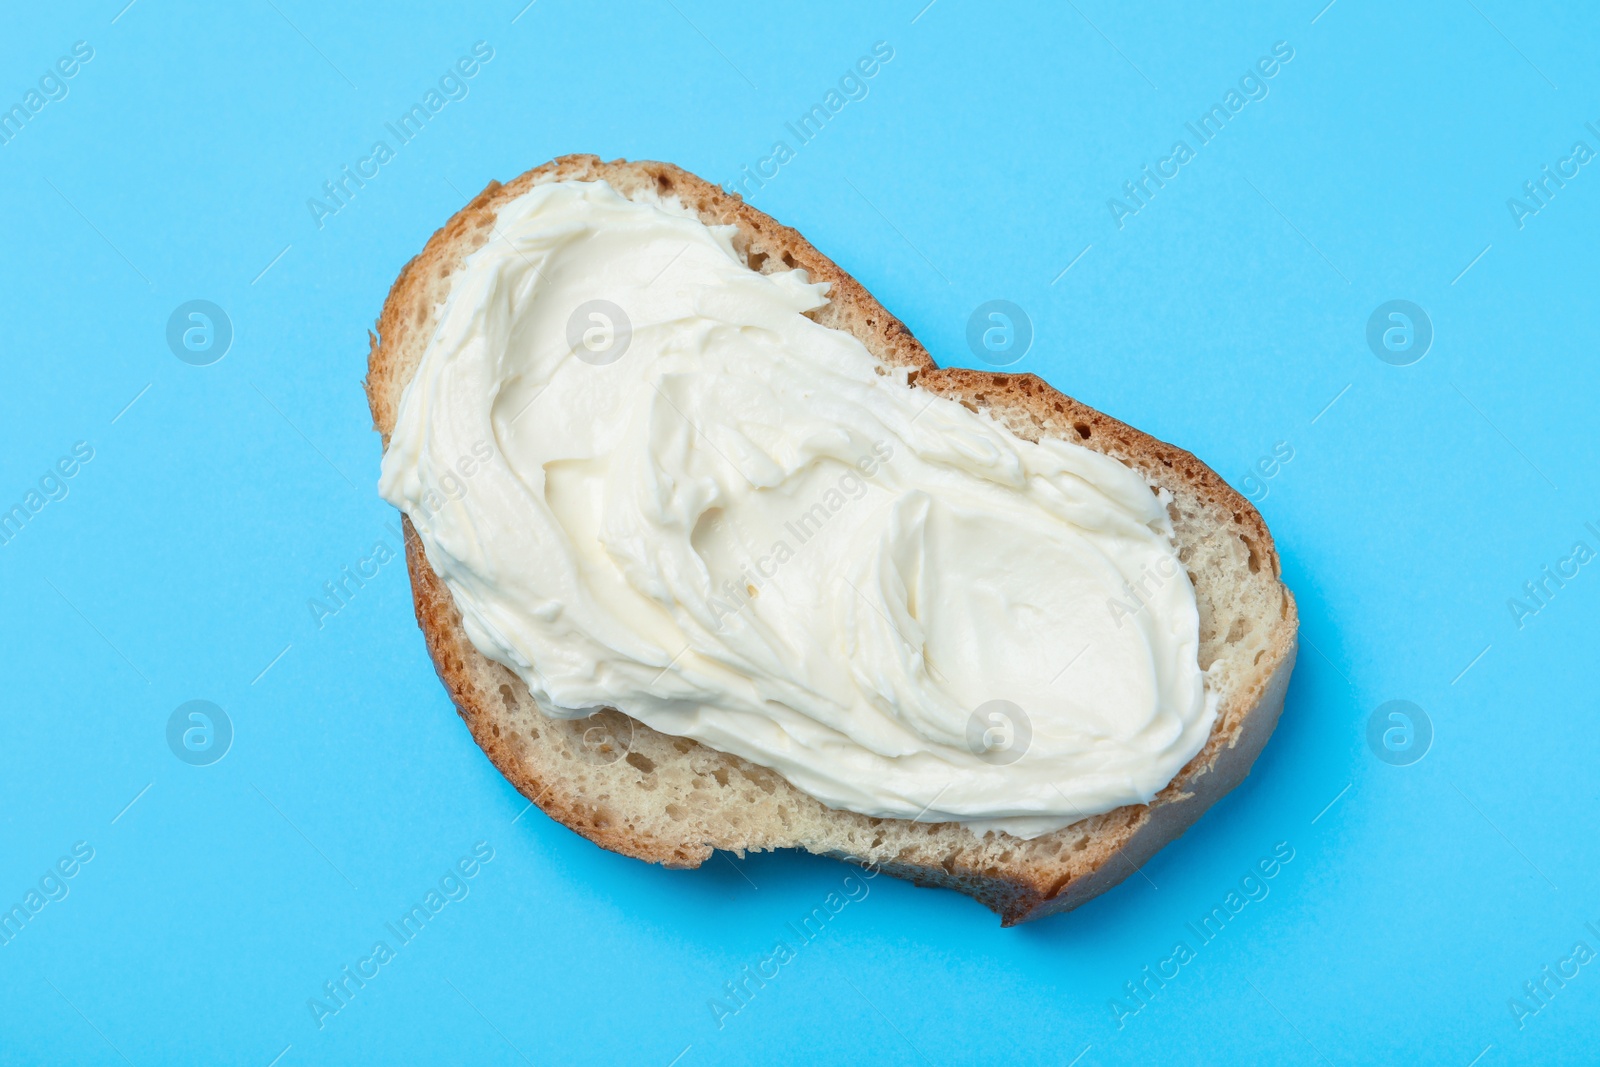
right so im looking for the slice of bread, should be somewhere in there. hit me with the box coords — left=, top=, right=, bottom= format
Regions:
left=364, top=154, right=1298, bottom=925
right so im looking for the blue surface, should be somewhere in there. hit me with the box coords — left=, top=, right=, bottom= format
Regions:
left=2, top=1, right=1596, bottom=1064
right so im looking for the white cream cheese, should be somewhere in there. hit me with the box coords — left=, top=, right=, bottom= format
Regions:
left=379, top=179, right=1216, bottom=839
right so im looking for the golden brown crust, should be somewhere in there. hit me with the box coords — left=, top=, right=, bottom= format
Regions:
left=365, top=155, right=1298, bottom=924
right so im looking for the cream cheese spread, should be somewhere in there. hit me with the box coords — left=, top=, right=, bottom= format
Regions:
left=378, top=179, right=1217, bottom=838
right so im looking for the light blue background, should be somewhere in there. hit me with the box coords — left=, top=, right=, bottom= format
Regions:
left=2, top=1, right=1596, bottom=1064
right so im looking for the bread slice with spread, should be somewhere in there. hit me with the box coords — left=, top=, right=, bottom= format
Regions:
left=364, top=154, right=1298, bottom=925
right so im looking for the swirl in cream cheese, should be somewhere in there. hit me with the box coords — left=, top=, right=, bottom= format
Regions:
left=378, top=179, right=1216, bottom=838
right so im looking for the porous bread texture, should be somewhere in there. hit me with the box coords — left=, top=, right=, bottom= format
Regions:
left=365, top=154, right=1299, bottom=925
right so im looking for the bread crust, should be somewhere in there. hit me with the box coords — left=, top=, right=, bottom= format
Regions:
left=365, top=155, right=1298, bottom=925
